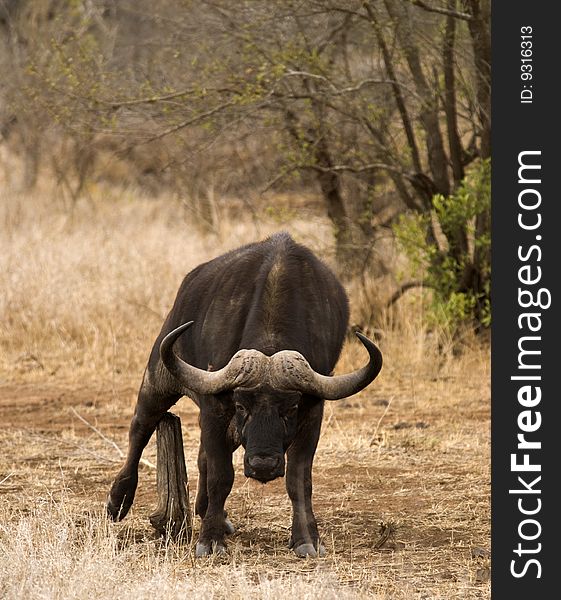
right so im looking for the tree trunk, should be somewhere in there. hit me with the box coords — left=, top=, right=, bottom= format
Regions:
left=149, top=412, right=193, bottom=541
left=466, top=0, right=491, bottom=159
left=383, top=0, right=450, bottom=198
left=21, top=130, right=40, bottom=191
left=443, top=0, right=465, bottom=187
left=313, top=145, right=374, bottom=276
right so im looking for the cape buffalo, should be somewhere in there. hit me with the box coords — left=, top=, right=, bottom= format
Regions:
left=107, top=232, right=382, bottom=557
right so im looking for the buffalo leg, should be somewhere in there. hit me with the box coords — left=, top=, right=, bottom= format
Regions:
left=195, top=443, right=209, bottom=518
left=107, top=386, right=180, bottom=521
left=195, top=441, right=236, bottom=538
left=286, top=399, right=325, bottom=558
left=194, top=404, right=235, bottom=556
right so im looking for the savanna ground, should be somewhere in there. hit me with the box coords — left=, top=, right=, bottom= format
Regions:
left=0, top=177, right=490, bottom=598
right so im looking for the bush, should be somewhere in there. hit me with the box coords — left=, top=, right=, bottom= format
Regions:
left=393, top=160, right=491, bottom=334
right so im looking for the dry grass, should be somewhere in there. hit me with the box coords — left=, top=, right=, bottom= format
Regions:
left=0, top=184, right=334, bottom=383
left=0, top=180, right=490, bottom=598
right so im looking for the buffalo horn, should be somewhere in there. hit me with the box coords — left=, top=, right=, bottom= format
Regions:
left=269, top=332, right=382, bottom=400
left=159, top=321, right=269, bottom=394
left=160, top=323, right=382, bottom=399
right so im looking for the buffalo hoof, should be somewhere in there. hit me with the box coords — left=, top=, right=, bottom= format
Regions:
left=195, top=540, right=227, bottom=558
left=293, top=543, right=326, bottom=558
left=106, top=474, right=137, bottom=522
left=106, top=495, right=131, bottom=522
left=224, top=518, right=236, bottom=535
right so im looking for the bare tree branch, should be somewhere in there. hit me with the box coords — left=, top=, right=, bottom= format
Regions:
left=278, top=71, right=420, bottom=99
left=259, top=166, right=299, bottom=194
left=303, top=162, right=404, bottom=175
left=138, top=100, right=237, bottom=143
left=103, top=92, right=193, bottom=107
left=386, top=280, right=432, bottom=308
left=405, top=0, right=472, bottom=21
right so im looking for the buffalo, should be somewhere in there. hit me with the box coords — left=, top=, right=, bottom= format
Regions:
left=107, top=232, right=382, bottom=557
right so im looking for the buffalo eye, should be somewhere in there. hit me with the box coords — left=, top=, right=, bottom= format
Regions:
left=235, top=402, right=248, bottom=417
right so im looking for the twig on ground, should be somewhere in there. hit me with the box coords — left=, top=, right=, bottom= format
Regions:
left=71, top=407, right=124, bottom=457
left=0, top=473, right=13, bottom=486
left=70, top=407, right=156, bottom=470
left=373, top=520, right=398, bottom=549
left=29, top=431, right=119, bottom=464
left=369, top=395, right=394, bottom=446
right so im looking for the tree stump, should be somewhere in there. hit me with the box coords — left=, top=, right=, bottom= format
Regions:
left=149, top=412, right=193, bottom=541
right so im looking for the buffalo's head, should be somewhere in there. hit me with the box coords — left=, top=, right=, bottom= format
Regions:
left=231, top=385, right=300, bottom=481
left=159, top=321, right=382, bottom=482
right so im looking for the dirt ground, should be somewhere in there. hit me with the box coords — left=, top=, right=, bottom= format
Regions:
left=0, top=366, right=490, bottom=598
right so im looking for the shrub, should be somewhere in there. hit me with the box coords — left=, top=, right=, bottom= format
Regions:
left=393, top=160, right=491, bottom=334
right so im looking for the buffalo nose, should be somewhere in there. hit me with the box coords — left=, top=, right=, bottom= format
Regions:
left=248, top=455, right=280, bottom=471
